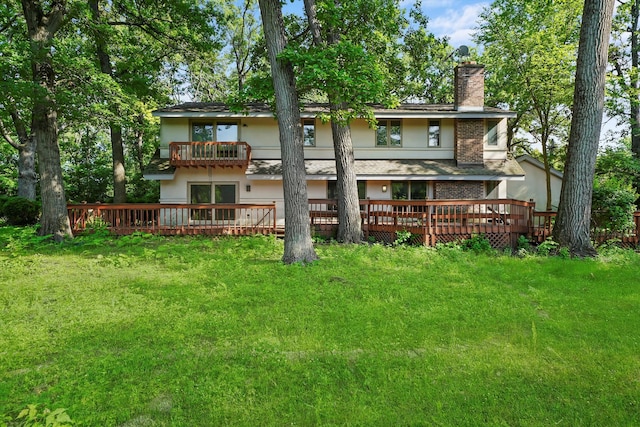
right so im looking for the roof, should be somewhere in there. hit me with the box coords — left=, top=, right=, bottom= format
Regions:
left=142, top=151, right=176, bottom=180
left=247, top=158, right=525, bottom=181
left=516, top=154, right=564, bottom=179
left=153, top=102, right=516, bottom=119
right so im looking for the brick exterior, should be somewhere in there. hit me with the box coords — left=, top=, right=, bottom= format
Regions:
left=434, top=181, right=484, bottom=200
left=455, top=119, right=484, bottom=165
left=454, top=63, right=485, bottom=110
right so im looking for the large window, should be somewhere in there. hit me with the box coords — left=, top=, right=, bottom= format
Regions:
left=191, top=121, right=239, bottom=142
left=428, top=120, right=440, bottom=147
left=392, top=181, right=428, bottom=200
left=486, top=120, right=499, bottom=146
left=303, top=119, right=315, bottom=146
left=189, top=183, right=237, bottom=220
left=376, top=120, right=402, bottom=147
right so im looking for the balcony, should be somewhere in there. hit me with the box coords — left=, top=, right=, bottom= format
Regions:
left=169, top=141, right=251, bottom=168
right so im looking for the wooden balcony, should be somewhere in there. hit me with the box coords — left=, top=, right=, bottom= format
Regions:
left=169, top=141, right=251, bottom=168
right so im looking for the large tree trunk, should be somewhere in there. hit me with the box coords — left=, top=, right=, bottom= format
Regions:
left=17, top=140, right=38, bottom=200
left=554, top=0, right=615, bottom=257
left=330, top=109, right=363, bottom=243
left=1, top=108, right=38, bottom=200
left=304, top=0, right=363, bottom=243
left=258, top=0, right=318, bottom=264
left=21, top=0, right=72, bottom=241
left=89, top=0, right=127, bottom=203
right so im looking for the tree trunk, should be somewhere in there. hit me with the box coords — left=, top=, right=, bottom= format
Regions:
left=554, top=0, right=615, bottom=257
left=21, top=0, right=72, bottom=241
left=258, top=0, right=318, bottom=264
left=17, top=140, right=38, bottom=200
left=304, top=0, right=363, bottom=243
left=1, top=108, right=38, bottom=200
left=541, top=135, right=553, bottom=211
left=89, top=0, right=127, bottom=203
left=111, top=124, right=127, bottom=202
left=330, top=108, right=363, bottom=243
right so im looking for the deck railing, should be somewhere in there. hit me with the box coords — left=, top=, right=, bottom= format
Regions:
left=169, top=141, right=251, bottom=168
left=531, top=211, right=640, bottom=246
left=68, top=203, right=276, bottom=236
left=309, top=198, right=536, bottom=247
left=67, top=202, right=640, bottom=248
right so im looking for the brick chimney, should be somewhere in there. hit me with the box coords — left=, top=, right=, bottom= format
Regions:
left=454, top=62, right=485, bottom=166
left=454, top=62, right=485, bottom=111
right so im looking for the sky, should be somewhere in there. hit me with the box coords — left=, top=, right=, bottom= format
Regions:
left=405, top=0, right=489, bottom=48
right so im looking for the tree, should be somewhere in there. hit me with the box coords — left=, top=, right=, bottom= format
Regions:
left=258, top=0, right=318, bottom=264
left=608, top=0, right=640, bottom=196
left=21, top=0, right=73, bottom=241
left=553, top=0, right=616, bottom=256
left=476, top=0, right=582, bottom=210
left=290, top=0, right=406, bottom=243
left=0, top=0, right=37, bottom=200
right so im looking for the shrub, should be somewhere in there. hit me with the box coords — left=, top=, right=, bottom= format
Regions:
left=2, top=197, right=40, bottom=226
left=591, top=179, right=637, bottom=233
left=0, top=194, right=10, bottom=217
left=460, top=234, right=493, bottom=254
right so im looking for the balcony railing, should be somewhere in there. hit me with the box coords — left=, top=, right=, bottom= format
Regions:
left=169, top=141, right=251, bottom=168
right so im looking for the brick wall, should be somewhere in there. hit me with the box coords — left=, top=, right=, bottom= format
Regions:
left=455, top=119, right=484, bottom=165
left=434, top=181, right=484, bottom=200
left=454, top=63, right=485, bottom=110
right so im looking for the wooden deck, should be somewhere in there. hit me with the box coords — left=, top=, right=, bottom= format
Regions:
left=67, top=201, right=640, bottom=249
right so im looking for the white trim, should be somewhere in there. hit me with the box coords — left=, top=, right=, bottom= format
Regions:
left=247, top=174, right=525, bottom=181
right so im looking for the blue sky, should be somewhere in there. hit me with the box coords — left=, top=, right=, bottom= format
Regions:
left=281, top=1, right=489, bottom=48
left=405, top=0, right=489, bottom=47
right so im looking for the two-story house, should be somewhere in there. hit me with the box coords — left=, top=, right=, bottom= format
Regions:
left=144, top=62, right=524, bottom=224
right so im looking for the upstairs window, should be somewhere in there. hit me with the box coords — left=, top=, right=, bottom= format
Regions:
left=303, top=119, right=315, bottom=146
left=191, top=121, right=238, bottom=142
left=486, top=120, right=499, bottom=146
left=428, top=120, right=440, bottom=147
left=376, top=120, right=402, bottom=147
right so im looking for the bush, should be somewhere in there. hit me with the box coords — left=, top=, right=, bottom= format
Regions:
left=2, top=197, right=40, bottom=226
left=460, top=234, right=493, bottom=254
left=0, top=194, right=10, bottom=216
left=591, top=179, right=637, bottom=233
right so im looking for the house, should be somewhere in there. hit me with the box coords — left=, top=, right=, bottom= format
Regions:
left=509, top=154, right=564, bottom=211
left=144, top=62, right=524, bottom=225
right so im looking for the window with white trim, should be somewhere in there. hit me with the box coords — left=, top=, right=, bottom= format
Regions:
left=376, top=120, right=402, bottom=147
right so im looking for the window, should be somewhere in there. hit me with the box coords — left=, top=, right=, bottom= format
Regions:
left=190, top=184, right=212, bottom=220
left=376, top=120, right=402, bottom=147
left=392, top=181, right=427, bottom=200
left=191, top=121, right=239, bottom=141
left=486, top=120, right=499, bottom=146
left=327, top=181, right=366, bottom=200
left=428, top=120, right=440, bottom=147
left=303, top=119, right=315, bottom=146
left=189, top=183, right=237, bottom=221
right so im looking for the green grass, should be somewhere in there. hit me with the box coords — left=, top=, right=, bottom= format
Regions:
left=1, top=227, right=639, bottom=426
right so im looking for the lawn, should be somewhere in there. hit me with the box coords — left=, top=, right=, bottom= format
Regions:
left=1, top=228, right=639, bottom=426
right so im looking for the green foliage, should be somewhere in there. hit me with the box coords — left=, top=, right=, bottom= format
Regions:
left=591, top=178, right=638, bottom=232
left=460, top=234, right=494, bottom=254
left=2, top=197, right=40, bottom=226
left=536, top=237, right=560, bottom=256
left=393, top=229, right=412, bottom=246
left=3, top=405, right=73, bottom=427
